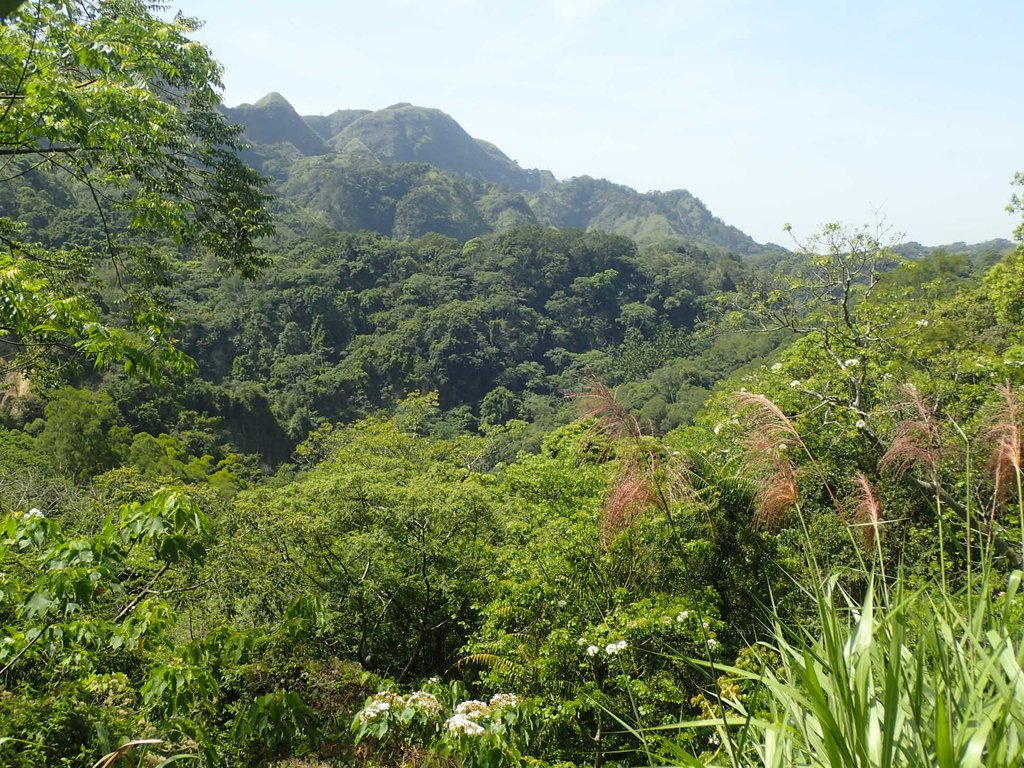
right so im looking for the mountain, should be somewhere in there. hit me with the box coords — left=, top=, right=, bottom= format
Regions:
left=227, top=93, right=763, bottom=252
left=223, top=92, right=328, bottom=156
left=303, top=109, right=371, bottom=142
left=895, top=238, right=1015, bottom=268
left=528, top=177, right=758, bottom=254
left=323, top=102, right=549, bottom=191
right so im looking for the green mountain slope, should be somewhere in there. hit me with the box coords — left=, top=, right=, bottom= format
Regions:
left=225, top=94, right=766, bottom=252
left=303, top=108, right=371, bottom=141
left=224, top=92, right=328, bottom=156
left=325, top=102, right=546, bottom=191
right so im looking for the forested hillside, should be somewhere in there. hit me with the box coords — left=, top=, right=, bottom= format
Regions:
left=226, top=93, right=764, bottom=252
left=2, top=2, right=1024, bottom=767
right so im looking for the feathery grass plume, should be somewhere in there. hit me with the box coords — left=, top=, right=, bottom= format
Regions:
left=986, top=382, right=1023, bottom=504
left=847, top=472, right=883, bottom=550
left=569, top=376, right=642, bottom=441
left=754, top=457, right=798, bottom=531
left=731, top=392, right=806, bottom=528
left=732, top=392, right=805, bottom=461
left=600, top=460, right=656, bottom=548
left=881, top=384, right=943, bottom=481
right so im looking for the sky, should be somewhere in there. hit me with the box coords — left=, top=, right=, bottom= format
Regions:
left=169, top=0, right=1023, bottom=247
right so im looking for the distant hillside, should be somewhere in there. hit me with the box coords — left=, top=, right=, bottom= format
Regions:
left=303, top=109, right=371, bottom=142
left=224, top=92, right=328, bottom=156
left=323, top=103, right=548, bottom=191
left=227, top=93, right=763, bottom=252
left=895, top=238, right=1015, bottom=267
left=528, top=177, right=759, bottom=254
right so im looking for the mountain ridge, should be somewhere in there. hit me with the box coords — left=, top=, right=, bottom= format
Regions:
left=226, top=92, right=766, bottom=253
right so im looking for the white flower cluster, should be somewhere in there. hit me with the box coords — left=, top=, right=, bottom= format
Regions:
left=675, top=609, right=690, bottom=622
left=580, top=638, right=628, bottom=657
left=357, top=691, right=402, bottom=723
left=24, top=507, right=44, bottom=520
left=605, top=639, right=628, bottom=655
left=445, top=713, right=485, bottom=736
left=406, top=690, right=442, bottom=717
left=489, top=693, right=519, bottom=709
left=444, top=698, right=492, bottom=737
left=455, top=699, right=489, bottom=716
left=358, top=689, right=440, bottom=724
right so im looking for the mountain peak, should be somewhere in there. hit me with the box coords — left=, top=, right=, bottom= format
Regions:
left=226, top=93, right=328, bottom=157
left=327, top=104, right=538, bottom=190
left=253, top=91, right=293, bottom=109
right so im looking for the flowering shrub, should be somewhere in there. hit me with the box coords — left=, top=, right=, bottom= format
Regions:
left=353, top=681, right=536, bottom=767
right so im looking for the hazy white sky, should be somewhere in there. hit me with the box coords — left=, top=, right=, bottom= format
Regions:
left=171, top=0, right=1022, bottom=246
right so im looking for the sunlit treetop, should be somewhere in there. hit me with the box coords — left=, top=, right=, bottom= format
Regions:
left=0, top=0, right=273, bottom=378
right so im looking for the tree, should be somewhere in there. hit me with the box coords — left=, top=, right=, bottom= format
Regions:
left=0, top=0, right=272, bottom=377
left=35, top=386, right=121, bottom=479
left=726, top=223, right=901, bottom=416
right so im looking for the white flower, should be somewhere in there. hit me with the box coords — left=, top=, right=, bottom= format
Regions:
left=406, top=691, right=442, bottom=716
left=702, top=622, right=710, bottom=630
left=489, top=693, right=519, bottom=709
left=771, top=362, right=782, bottom=371
left=444, top=713, right=486, bottom=736
left=577, top=637, right=588, bottom=646
left=675, top=610, right=690, bottom=622
left=358, top=700, right=391, bottom=722
left=456, top=700, right=489, bottom=718
left=24, top=507, right=44, bottom=520
left=855, top=419, right=866, bottom=429
left=586, top=644, right=599, bottom=657
left=712, top=424, right=721, bottom=435
left=707, top=638, right=720, bottom=649
left=790, top=380, right=801, bottom=388
left=605, top=640, right=628, bottom=656
left=916, top=318, right=929, bottom=327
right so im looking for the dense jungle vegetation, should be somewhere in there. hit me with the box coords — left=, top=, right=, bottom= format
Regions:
left=2, top=2, right=1024, bottom=767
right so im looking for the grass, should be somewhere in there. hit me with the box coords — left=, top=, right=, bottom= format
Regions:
left=655, top=387, right=1024, bottom=768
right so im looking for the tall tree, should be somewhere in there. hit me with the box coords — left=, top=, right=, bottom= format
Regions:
left=0, top=0, right=272, bottom=376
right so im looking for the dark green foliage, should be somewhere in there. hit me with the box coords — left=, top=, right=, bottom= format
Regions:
left=35, top=388, right=122, bottom=480
left=154, top=225, right=757, bottom=450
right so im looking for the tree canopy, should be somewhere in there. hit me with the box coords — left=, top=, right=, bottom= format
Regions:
left=0, top=0, right=272, bottom=377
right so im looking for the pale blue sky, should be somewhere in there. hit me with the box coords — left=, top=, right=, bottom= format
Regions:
left=171, top=0, right=1023, bottom=246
